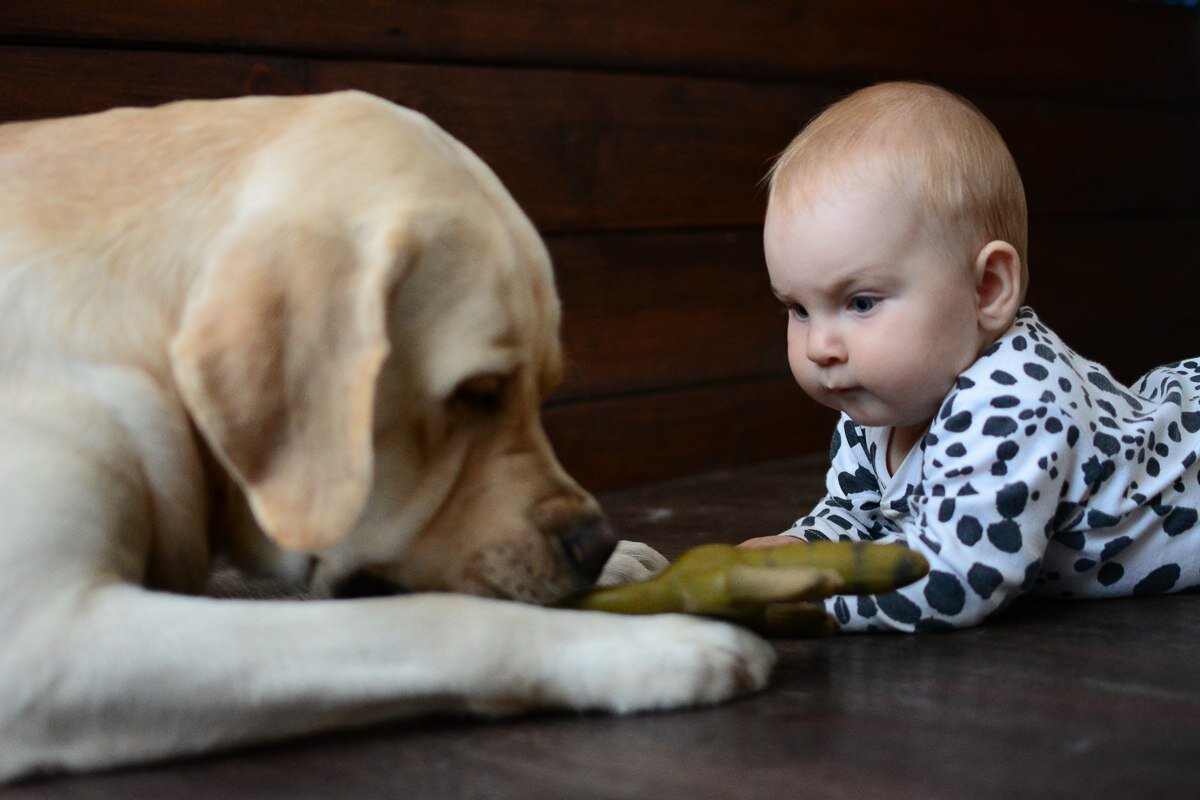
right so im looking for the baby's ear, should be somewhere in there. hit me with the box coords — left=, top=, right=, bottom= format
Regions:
left=974, top=241, right=1022, bottom=335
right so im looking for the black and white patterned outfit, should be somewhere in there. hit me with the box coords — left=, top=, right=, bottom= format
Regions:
left=782, top=307, right=1200, bottom=631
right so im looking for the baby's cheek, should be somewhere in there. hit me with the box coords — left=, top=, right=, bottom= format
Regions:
left=886, top=363, right=950, bottom=417
left=785, top=346, right=814, bottom=388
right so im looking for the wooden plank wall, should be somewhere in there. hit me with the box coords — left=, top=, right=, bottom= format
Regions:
left=1, top=1, right=1198, bottom=491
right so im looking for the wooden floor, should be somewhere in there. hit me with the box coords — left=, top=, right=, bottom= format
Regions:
left=12, top=456, right=1200, bottom=798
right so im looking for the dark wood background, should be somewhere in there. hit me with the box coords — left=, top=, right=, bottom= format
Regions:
left=2, top=0, right=1198, bottom=490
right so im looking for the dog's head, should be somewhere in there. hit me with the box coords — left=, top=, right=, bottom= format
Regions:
left=170, top=94, right=616, bottom=604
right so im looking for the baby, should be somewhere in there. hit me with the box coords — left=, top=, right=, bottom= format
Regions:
left=740, top=81, right=1200, bottom=631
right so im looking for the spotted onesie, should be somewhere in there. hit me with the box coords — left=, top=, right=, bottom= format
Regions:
left=782, top=307, right=1200, bottom=631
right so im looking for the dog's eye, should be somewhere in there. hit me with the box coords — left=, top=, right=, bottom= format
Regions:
left=452, top=374, right=506, bottom=414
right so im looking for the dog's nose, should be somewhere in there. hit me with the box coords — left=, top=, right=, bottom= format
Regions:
left=331, top=569, right=404, bottom=599
left=561, top=515, right=619, bottom=584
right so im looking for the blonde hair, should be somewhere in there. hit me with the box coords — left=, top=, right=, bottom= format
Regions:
left=767, top=82, right=1028, bottom=296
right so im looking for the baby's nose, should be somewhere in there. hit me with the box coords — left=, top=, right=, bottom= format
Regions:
left=805, top=324, right=847, bottom=365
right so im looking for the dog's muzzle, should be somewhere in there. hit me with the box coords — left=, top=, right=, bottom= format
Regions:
left=561, top=515, right=619, bottom=585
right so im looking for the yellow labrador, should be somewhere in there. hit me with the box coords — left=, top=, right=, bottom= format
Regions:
left=0, top=91, right=774, bottom=781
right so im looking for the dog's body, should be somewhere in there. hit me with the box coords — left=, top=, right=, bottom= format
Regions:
left=0, top=92, right=773, bottom=781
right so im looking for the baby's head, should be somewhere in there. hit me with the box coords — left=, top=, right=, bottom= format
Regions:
left=769, top=81, right=1028, bottom=295
left=764, top=82, right=1028, bottom=437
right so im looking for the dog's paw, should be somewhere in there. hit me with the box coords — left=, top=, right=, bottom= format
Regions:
left=595, top=540, right=671, bottom=587
left=544, top=613, right=777, bottom=714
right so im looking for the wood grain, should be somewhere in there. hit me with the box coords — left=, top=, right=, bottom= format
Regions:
left=1, top=46, right=1197, bottom=237
left=549, top=230, right=781, bottom=399
left=543, top=376, right=837, bottom=490
left=3, top=0, right=1197, bottom=102
left=1027, top=215, right=1200, bottom=383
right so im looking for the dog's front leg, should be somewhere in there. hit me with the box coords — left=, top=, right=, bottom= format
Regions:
left=2, top=588, right=774, bottom=781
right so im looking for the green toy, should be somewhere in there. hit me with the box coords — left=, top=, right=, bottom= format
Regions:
left=564, top=541, right=929, bottom=638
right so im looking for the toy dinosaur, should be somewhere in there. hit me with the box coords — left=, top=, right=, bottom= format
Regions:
left=564, top=541, right=929, bottom=638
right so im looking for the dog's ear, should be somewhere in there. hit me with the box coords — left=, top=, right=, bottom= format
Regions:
left=170, top=222, right=392, bottom=551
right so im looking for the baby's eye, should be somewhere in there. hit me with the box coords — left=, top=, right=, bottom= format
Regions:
left=849, top=296, right=877, bottom=314
left=788, top=303, right=809, bottom=321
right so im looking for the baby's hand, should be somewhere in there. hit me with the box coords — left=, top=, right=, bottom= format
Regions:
left=739, top=535, right=798, bottom=549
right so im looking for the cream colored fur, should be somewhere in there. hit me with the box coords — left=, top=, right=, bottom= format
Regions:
left=0, top=91, right=773, bottom=782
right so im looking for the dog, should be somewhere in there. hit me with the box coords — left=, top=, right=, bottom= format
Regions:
left=0, top=91, right=775, bottom=781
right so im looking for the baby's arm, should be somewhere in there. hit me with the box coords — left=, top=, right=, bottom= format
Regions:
left=762, top=418, right=896, bottom=546
left=819, top=394, right=1077, bottom=631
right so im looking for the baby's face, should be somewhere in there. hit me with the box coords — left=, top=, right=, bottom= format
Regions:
left=765, top=176, right=987, bottom=433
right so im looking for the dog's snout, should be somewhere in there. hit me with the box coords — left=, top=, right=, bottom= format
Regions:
left=561, top=516, right=619, bottom=584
